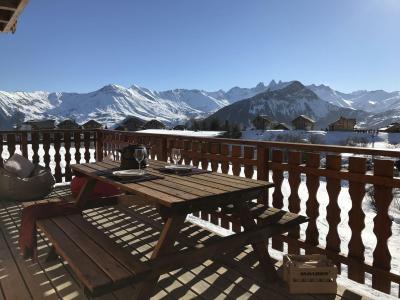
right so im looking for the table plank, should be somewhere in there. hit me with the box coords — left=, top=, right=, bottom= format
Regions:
left=73, top=163, right=184, bottom=207
left=71, top=160, right=271, bottom=210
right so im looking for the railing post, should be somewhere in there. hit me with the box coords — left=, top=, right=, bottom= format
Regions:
left=372, top=159, right=393, bottom=293
left=54, top=132, right=62, bottom=183
left=0, top=133, right=3, bottom=166
left=159, top=137, right=168, bottom=162
left=305, top=152, right=320, bottom=253
left=271, top=149, right=284, bottom=251
left=21, top=131, right=28, bottom=158
left=6, top=133, right=16, bottom=157
left=348, top=156, right=366, bottom=284
left=96, top=130, right=104, bottom=162
left=287, top=151, right=301, bottom=254
left=326, top=154, right=342, bottom=271
left=256, top=144, right=268, bottom=205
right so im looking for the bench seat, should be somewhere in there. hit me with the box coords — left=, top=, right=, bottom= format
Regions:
left=37, top=213, right=150, bottom=297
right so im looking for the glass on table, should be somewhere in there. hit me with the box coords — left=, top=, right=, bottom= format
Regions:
left=134, top=148, right=146, bottom=173
left=171, top=148, right=181, bottom=165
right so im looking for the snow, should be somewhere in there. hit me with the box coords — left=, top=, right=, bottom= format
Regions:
left=242, top=129, right=400, bottom=150
left=136, top=129, right=223, bottom=137
left=309, top=84, right=400, bottom=113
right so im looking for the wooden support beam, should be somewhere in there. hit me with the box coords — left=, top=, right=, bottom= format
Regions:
left=0, top=0, right=19, bottom=11
left=0, top=9, right=12, bottom=21
left=1, top=0, right=29, bottom=33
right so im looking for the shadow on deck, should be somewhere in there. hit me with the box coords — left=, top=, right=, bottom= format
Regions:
left=0, top=186, right=382, bottom=300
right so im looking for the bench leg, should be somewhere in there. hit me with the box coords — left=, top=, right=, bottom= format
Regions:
left=236, top=202, right=279, bottom=282
left=135, top=214, right=186, bottom=300
left=45, top=246, right=59, bottom=262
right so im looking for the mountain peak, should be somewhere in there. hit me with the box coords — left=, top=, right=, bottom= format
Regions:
left=256, top=82, right=266, bottom=88
left=267, top=80, right=278, bottom=89
left=98, top=84, right=125, bottom=93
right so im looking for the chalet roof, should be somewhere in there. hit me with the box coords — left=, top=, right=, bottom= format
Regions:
left=143, top=119, right=166, bottom=129
left=292, top=115, right=315, bottom=123
left=57, top=119, right=80, bottom=128
left=82, top=119, right=103, bottom=128
left=253, top=115, right=273, bottom=122
left=273, top=122, right=291, bottom=130
left=24, top=119, right=55, bottom=125
left=23, top=119, right=55, bottom=129
left=116, top=116, right=146, bottom=131
left=328, top=116, right=356, bottom=126
left=0, top=0, right=29, bottom=33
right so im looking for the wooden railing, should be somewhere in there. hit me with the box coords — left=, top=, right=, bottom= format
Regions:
left=0, top=129, right=97, bottom=183
left=100, top=129, right=400, bottom=297
left=1, top=128, right=400, bottom=296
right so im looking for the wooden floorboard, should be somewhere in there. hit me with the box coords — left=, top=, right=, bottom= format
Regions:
left=0, top=185, right=384, bottom=300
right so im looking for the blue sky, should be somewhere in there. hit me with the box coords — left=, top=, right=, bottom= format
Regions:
left=1, top=0, right=399, bottom=93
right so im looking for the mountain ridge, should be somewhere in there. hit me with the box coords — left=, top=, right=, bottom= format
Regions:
left=0, top=80, right=399, bottom=130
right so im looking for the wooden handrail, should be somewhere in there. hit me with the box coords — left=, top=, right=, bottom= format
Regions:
left=100, top=129, right=400, bottom=158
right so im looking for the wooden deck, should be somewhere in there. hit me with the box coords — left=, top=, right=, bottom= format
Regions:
left=0, top=186, right=383, bottom=300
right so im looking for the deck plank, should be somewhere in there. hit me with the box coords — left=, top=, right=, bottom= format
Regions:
left=0, top=186, right=385, bottom=300
left=0, top=228, right=32, bottom=300
left=0, top=202, right=63, bottom=300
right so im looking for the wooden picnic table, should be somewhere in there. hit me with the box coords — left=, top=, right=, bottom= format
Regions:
left=37, top=159, right=306, bottom=299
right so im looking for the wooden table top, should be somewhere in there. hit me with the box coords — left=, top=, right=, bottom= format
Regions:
left=72, top=160, right=273, bottom=211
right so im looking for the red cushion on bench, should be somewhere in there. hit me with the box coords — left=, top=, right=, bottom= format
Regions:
left=71, top=176, right=120, bottom=199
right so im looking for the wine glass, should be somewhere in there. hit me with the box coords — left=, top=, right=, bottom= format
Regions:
left=134, top=148, right=146, bottom=174
left=171, top=148, right=181, bottom=166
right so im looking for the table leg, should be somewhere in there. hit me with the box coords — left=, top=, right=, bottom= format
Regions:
left=236, top=202, right=279, bottom=282
left=75, top=177, right=97, bottom=209
left=135, top=214, right=186, bottom=299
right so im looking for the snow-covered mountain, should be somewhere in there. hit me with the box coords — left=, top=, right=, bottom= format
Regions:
left=0, top=80, right=297, bottom=129
left=0, top=80, right=399, bottom=130
left=48, top=84, right=202, bottom=125
left=0, top=85, right=211, bottom=128
left=308, top=84, right=400, bottom=113
left=207, top=81, right=369, bottom=129
left=155, top=88, right=229, bottom=112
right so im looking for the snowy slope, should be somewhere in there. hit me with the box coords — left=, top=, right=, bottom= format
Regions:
left=207, top=81, right=368, bottom=129
left=48, top=84, right=202, bottom=125
left=308, top=84, right=400, bottom=113
left=1, top=80, right=399, bottom=129
left=155, top=88, right=229, bottom=112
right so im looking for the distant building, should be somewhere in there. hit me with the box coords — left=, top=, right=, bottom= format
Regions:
left=143, top=119, right=166, bottom=130
left=328, top=116, right=356, bottom=131
left=57, top=119, right=80, bottom=129
left=252, top=115, right=273, bottom=130
left=115, top=116, right=146, bottom=131
left=273, top=122, right=291, bottom=130
left=291, top=115, right=315, bottom=131
left=19, top=119, right=55, bottom=130
left=383, top=122, right=400, bottom=133
left=82, top=119, right=103, bottom=130
left=173, top=124, right=186, bottom=130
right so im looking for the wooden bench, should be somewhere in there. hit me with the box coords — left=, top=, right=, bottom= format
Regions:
left=36, top=213, right=150, bottom=297
left=32, top=197, right=307, bottom=297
